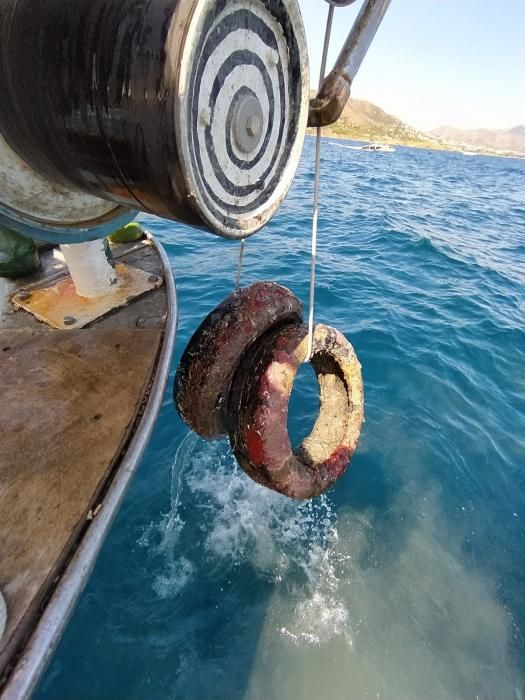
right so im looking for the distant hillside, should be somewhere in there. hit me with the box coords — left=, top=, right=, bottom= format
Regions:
left=313, top=97, right=443, bottom=150
left=311, top=97, right=524, bottom=157
left=429, top=125, right=525, bottom=154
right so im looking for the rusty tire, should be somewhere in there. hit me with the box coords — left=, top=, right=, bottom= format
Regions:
left=228, top=323, right=364, bottom=499
left=174, top=282, right=303, bottom=439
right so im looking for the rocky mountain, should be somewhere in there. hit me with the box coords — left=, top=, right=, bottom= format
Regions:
left=429, top=125, right=525, bottom=154
left=311, top=97, right=524, bottom=156
left=318, top=98, right=439, bottom=150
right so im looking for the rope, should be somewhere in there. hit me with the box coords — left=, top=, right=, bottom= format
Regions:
left=235, top=238, right=246, bottom=290
left=306, top=3, right=334, bottom=362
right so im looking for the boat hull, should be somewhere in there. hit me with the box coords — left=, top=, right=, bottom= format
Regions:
left=0, top=236, right=177, bottom=699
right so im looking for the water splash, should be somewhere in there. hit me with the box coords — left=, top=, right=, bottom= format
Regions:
left=139, top=432, right=354, bottom=646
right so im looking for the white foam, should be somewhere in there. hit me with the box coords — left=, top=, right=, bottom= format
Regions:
left=152, top=555, right=194, bottom=600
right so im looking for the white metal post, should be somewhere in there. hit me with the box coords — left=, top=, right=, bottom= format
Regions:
left=60, top=239, right=117, bottom=298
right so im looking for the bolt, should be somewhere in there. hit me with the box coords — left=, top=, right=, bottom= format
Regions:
left=63, top=316, right=76, bottom=326
left=199, top=107, right=212, bottom=127
left=246, top=115, right=261, bottom=138
left=267, top=49, right=279, bottom=66
left=148, top=274, right=158, bottom=283
left=18, top=290, right=31, bottom=301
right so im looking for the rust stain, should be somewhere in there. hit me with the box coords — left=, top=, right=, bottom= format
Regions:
left=11, top=262, right=162, bottom=330
left=244, top=427, right=265, bottom=466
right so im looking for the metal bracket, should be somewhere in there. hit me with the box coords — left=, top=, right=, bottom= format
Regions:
left=11, top=262, right=163, bottom=330
left=308, top=0, right=391, bottom=127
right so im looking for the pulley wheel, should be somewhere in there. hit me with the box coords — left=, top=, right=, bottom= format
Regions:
left=176, top=0, right=310, bottom=237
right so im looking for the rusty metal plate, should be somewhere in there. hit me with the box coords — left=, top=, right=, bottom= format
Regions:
left=11, top=262, right=162, bottom=329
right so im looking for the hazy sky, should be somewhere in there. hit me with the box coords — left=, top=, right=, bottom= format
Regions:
left=298, top=0, right=525, bottom=131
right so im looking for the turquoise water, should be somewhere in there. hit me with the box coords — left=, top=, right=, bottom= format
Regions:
left=38, top=138, right=525, bottom=699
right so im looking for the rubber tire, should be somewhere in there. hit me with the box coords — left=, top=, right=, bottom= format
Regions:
left=228, top=323, right=364, bottom=499
left=174, top=281, right=303, bottom=438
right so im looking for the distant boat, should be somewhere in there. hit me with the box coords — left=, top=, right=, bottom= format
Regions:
left=462, top=149, right=478, bottom=156
left=361, top=142, right=396, bottom=152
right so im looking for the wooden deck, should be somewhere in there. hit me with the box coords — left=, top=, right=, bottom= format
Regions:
left=0, top=240, right=171, bottom=688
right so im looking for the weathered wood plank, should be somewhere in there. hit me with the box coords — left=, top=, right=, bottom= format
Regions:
left=0, top=326, right=161, bottom=672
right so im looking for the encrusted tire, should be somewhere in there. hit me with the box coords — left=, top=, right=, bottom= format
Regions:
left=228, top=323, right=364, bottom=499
left=174, top=281, right=303, bottom=438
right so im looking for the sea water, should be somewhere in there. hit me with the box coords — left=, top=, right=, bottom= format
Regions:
left=37, top=138, right=525, bottom=700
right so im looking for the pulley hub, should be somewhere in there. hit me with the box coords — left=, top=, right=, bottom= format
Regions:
left=231, top=95, right=264, bottom=154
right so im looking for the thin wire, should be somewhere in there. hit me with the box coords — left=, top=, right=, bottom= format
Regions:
left=306, top=3, right=334, bottom=362
left=235, top=238, right=246, bottom=290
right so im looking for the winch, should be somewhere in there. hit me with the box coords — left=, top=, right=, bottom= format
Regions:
left=0, top=0, right=310, bottom=243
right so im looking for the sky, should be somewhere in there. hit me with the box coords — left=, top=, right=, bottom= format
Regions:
left=298, top=0, right=525, bottom=131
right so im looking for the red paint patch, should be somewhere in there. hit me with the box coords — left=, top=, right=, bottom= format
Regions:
left=273, top=349, right=295, bottom=366
left=321, top=445, right=353, bottom=480
left=245, top=427, right=265, bottom=465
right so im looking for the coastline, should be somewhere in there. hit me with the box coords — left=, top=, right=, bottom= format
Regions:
left=306, top=127, right=525, bottom=160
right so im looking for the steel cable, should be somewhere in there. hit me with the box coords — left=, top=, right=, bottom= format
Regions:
left=306, top=3, right=334, bottom=361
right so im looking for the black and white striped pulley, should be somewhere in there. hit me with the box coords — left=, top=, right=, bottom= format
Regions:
left=0, top=0, right=310, bottom=242
left=176, top=0, right=310, bottom=237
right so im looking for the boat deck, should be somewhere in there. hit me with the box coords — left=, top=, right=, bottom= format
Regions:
left=0, top=239, right=172, bottom=690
